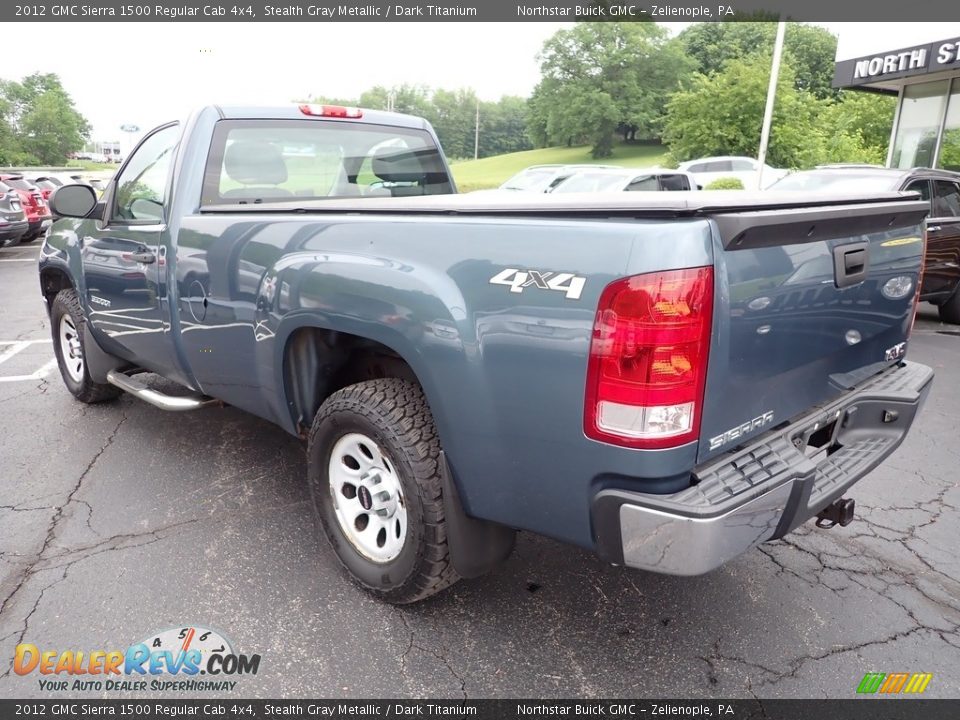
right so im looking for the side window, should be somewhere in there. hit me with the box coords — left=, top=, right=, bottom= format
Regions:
left=730, top=159, right=755, bottom=172
left=113, top=124, right=179, bottom=223
left=686, top=163, right=705, bottom=173
left=626, top=176, right=659, bottom=191
left=933, top=180, right=960, bottom=217
left=904, top=179, right=931, bottom=201
left=704, top=160, right=733, bottom=172
left=659, top=174, right=691, bottom=191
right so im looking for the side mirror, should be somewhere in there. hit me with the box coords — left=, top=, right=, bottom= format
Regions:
left=50, top=184, right=98, bottom=219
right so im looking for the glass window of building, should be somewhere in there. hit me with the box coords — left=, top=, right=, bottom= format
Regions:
left=891, top=81, right=949, bottom=169
left=937, top=81, right=960, bottom=172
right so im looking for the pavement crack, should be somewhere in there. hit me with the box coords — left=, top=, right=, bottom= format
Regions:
left=0, top=412, right=126, bottom=620
left=395, top=611, right=467, bottom=699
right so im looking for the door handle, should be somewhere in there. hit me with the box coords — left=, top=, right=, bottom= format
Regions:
left=126, top=250, right=156, bottom=264
left=927, top=225, right=941, bottom=232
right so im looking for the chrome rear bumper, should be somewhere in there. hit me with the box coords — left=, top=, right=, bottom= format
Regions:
left=592, top=361, right=934, bottom=575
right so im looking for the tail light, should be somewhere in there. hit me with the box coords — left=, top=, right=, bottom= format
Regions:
left=298, top=103, right=363, bottom=119
left=584, top=266, right=714, bottom=449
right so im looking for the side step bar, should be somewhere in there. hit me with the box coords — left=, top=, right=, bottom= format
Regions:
left=106, top=370, right=220, bottom=412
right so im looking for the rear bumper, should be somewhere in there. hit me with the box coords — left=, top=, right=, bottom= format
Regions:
left=0, top=221, right=29, bottom=246
left=592, top=361, right=934, bottom=575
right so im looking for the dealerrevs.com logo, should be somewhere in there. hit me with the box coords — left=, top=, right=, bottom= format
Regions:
left=13, top=625, right=261, bottom=692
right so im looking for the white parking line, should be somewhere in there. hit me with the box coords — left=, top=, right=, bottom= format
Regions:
left=0, top=339, right=55, bottom=383
left=0, top=358, right=58, bottom=383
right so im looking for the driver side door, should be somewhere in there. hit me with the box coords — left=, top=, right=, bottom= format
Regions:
left=82, top=123, right=180, bottom=374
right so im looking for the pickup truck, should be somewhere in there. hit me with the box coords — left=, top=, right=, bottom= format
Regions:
left=39, top=104, right=934, bottom=604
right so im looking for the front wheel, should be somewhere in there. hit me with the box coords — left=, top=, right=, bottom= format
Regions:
left=50, top=289, right=121, bottom=403
left=307, top=378, right=460, bottom=604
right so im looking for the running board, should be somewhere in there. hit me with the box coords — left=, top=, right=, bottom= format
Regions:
left=106, top=370, right=219, bottom=412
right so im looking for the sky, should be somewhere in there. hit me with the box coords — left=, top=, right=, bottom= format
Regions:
left=5, top=21, right=957, bottom=148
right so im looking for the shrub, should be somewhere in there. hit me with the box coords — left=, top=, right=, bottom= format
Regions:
left=704, top=177, right=745, bottom=190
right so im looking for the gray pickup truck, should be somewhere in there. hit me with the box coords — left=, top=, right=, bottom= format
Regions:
left=39, top=105, right=934, bottom=603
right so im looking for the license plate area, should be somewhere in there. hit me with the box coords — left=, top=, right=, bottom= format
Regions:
left=791, top=409, right=844, bottom=462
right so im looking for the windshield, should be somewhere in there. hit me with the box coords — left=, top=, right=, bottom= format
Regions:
left=500, top=168, right=556, bottom=191
left=552, top=173, right=628, bottom=193
left=770, top=172, right=898, bottom=193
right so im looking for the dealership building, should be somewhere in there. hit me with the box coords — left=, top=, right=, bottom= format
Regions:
left=833, top=25, right=960, bottom=170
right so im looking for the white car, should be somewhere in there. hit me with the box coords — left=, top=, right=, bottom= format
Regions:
left=491, top=164, right=623, bottom=194
left=551, top=168, right=698, bottom=193
left=676, top=156, right=788, bottom=190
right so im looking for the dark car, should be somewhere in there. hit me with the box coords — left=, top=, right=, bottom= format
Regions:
left=0, top=180, right=29, bottom=248
left=0, top=174, right=52, bottom=243
left=770, top=167, right=960, bottom=323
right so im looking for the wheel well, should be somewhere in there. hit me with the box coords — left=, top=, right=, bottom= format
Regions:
left=283, top=327, right=418, bottom=434
left=40, top=269, right=73, bottom=309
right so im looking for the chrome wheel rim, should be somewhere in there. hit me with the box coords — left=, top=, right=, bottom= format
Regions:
left=59, top=314, right=84, bottom=383
left=328, top=432, right=407, bottom=563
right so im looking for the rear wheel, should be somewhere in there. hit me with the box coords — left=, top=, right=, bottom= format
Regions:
left=19, top=233, right=38, bottom=244
left=50, top=289, right=121, bottom=403
left=938, top=288, right=960, bottom=325
left=307, top=378, right=460, bottom=604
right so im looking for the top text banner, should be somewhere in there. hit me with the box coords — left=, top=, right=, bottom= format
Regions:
left=5, top=0, right=960, bottom=22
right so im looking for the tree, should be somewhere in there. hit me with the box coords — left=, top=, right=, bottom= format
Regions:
left=528, top=22, right=693, bottom=158
left=478, top=96, right=532, bottom=157
left=663, top=53, right=893, bottom=169
left=678, top=22, right=839, bottom=99
left=0, top=73, right=90, bottom=164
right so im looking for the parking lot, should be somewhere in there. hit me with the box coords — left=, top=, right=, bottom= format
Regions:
left=0, top=239, right=958, bottom=699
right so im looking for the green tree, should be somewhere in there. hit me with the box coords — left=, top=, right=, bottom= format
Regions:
left=0, top=73, right=90, bottom=164
left=528, top=22, right=693, bottom=158
left=478, top=96, right=532, bottom=157
left=678, top=22, right=839, bottom=99
left=663, top=53, right=893, bottom=169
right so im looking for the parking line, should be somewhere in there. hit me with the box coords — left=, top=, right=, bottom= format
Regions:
left=0, top=258, right=38, bottom=263
left=0, top=358, right=57, bottom=383
left=0, top=342, right=30, bottom=366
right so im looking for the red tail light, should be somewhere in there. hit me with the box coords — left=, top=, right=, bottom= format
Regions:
left=584, top=267, right=714, bottom=449
left=298, top=103, right=363, bottom=119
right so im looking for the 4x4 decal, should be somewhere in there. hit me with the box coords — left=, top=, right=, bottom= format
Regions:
left=489, top=268, right=586, bottom=300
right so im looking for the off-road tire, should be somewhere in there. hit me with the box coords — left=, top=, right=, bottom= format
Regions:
left=307, top=378, right=460, bottom=604
left=50, top=288, right=121, bottom=403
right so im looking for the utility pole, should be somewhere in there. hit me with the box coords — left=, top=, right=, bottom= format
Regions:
left=386, top=89, right=396, bottom=113
left=756, top=20, right=786, bottom=190
left=474, top=98, right=480, bottom=160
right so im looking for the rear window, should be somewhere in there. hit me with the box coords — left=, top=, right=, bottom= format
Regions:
left=201, top=119, right=453, bottom=205
left=4, top=178, right=35, bottom=192
left=501, top=168, right=556, bottom=191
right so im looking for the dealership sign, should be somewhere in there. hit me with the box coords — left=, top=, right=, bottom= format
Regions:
left=834, top=37, right=960, bottom=88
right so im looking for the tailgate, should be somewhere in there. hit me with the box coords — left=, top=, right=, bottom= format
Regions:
left=698, top=197, right=929, bottom=463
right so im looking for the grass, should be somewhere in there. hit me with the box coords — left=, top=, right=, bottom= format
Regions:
left=450, top=142, right=668, bottom=192
left=66, top=160, right=120, bottom=172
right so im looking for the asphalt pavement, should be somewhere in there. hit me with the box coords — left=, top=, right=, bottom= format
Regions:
left=0, top=239, right=958, bottom=699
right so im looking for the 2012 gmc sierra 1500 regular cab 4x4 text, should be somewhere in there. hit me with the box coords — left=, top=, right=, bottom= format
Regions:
left=38, top=104, right=934, bottom=603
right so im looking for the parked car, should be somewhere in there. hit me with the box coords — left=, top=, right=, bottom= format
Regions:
left=0, top=180, right=29, bottom=248
left=40, top=104, right=933, bottom=604
left=30, top=178, right=59, bottom=201
left=0, top=175, right=52, bottom=243
left=677, top=156, right=788, bottom=190
left=493, top=164, right=622, bottom=193
left=769, top=167, right=960, bottom=323
left=551, top=167, right=698, bottom=193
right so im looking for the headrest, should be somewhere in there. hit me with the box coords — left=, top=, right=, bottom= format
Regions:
left=224, top=141, right=288, bottom=185
left=371, top=147, right=427, bottom=184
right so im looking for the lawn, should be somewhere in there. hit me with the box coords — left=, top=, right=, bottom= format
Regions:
left=450, top=142, right=668, bottom=192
